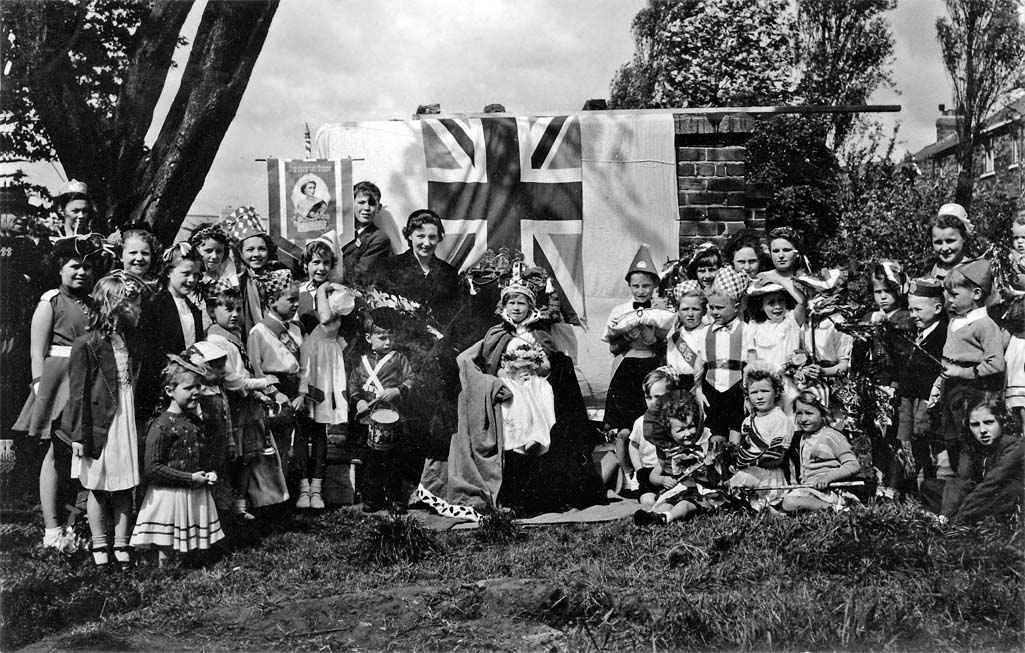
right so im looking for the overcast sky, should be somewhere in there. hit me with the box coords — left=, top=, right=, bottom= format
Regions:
left=33, top=0, right=953, bottom=218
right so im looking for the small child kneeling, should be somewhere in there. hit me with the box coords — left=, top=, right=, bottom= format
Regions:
left=781, top=388, right=860, bottom=513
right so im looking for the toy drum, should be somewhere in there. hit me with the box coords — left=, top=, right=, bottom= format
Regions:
left=367, top=409, right=400, bottom=451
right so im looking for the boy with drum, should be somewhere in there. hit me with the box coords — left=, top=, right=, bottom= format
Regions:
left=348, top=307, right=414, bottom=513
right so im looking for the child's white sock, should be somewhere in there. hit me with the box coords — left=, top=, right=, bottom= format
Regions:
left=661, top=513, right=675, bottom=524
left=42, top=526, right=62, bottom=548
left=91, top=535, right=109, bottom=565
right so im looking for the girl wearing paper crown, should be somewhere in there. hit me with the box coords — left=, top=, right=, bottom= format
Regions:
left=604, top=244, right=676, bottom=485
left=859, top=261, right=915, bottom=500
left=222, top=207, right=294, bottom=342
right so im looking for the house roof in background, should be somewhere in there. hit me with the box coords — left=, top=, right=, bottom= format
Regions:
left=914, top=94, right=1025, bottom=162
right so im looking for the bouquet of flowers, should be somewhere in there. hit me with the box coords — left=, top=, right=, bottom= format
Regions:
left=501, top=342, right=548, bottom=381
left=782, top=350, right=815, bottom=387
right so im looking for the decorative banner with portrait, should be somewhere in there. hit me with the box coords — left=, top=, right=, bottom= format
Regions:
left=266, top=158, right=353, bottom=260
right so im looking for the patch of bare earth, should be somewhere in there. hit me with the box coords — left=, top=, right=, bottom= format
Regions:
left=29, top=578, right=570, bottom=652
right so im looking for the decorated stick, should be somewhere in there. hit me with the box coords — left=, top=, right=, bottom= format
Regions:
left=745, top=480, right=865, bottom=492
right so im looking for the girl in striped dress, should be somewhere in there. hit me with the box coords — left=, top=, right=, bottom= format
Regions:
left=727, top=366, right=795, bottom=511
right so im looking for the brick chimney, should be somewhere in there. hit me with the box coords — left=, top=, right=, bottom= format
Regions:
left=936, top=103, right=959, bottom=142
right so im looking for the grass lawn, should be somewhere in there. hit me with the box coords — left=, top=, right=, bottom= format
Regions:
left=1, top=499, right=1022, bottom=652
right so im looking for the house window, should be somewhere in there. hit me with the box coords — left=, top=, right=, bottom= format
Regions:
left=982, top=141, right=995, bottom=177
left=1011, top=130, right=1021, bottom=168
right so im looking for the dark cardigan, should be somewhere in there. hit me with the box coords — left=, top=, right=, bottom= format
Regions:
left=66, top=332, right=139, bottom=457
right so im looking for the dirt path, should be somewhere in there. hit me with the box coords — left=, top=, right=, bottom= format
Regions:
left=25, top=578, right=572, bottom=652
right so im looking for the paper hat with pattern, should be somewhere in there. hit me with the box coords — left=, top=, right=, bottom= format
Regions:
left=909, top=277, right=944, bottom=298
left=56, top=179, right=88, bottom=197
left=948, top=257, right=993, bottom=294
left=187, top=341, right=228, bottom=363
left=257, top=268, right=294, bottom=299
left=710, top=266, right=750, bottom=300
left=625, top=243, right=659, bottom=281
left=672, top=279, right=703, bottom=301
left=219, top=206, right=266, bottom=243
left=877, top=260, right=909, bottom=295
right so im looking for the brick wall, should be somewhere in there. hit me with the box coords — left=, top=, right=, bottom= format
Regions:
left=674, top=113, right=767, bottom=257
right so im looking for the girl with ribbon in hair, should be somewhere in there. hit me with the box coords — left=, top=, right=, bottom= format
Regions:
left=67, top=273, right=144, bottom=567
left=130, top=356, right=225, bottom=565
left=862, top=261, right=915, bottom=500
left=764, top=227, right=809, bottom=280
left=296, top=238, right=354, bottom=510
left=781, top=387, right=861, bottom=513
left=117, top=226, right=163, bottom=300
left=14, top=235, right=104, bottom=548
left=189, top=224, right=237, bottom=317
left=135, top=242, right=204, bottom=419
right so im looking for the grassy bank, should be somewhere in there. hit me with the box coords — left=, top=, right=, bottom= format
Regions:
left=1, top=502, right=1022, bottom=651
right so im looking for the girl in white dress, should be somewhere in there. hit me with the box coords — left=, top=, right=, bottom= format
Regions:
left=67, top=273, right=144, bottom=567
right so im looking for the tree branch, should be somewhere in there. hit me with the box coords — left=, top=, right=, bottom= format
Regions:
left=106, top=0, right=195, bottom=225
left=132, top=0, right=280, bottom=243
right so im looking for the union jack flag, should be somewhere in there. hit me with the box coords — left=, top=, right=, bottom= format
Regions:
left=421, top=115, right=585, bottom=317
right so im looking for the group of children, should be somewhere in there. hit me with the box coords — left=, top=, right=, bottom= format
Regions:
left=12, top=181, right=1025, bottom=566
left=607, top=203, right=1024, bottom=526
left=18, top=182, right=428, bottom=567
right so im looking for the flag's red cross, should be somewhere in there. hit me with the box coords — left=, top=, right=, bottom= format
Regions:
left=422, top=116, right=585, bottom=316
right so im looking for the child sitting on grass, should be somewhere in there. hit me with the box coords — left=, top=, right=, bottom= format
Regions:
left=633, top=388, right=723, bottom=526
left=623, top=367, right=679, bottom=497
left=919, top=392, right=1024, bottom=524
left=781, top=388, right=860, bottom=513
left=726, top=366, right=795, bottom=511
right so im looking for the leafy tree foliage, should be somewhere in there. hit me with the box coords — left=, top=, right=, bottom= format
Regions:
left=609, top=0, right=793, bottom=109
left=793, top=0, right=896, bottom=148
left=936, top=0, right=1025, bottom=208
left=1, top=0, right=278, bottom=243
left=609, top=0, right=899, bottom=254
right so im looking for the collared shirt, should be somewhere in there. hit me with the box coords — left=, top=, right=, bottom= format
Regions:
left=172, top=295, right=197, bottom=349
left=705, top=318, right=751, bottom=391
left=949, top=306, right=988, bottom=334
left=917, top=321, right=940, bottom=343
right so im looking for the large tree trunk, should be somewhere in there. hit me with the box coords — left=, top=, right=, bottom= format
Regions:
left=132, top=0, right=279, bottom=245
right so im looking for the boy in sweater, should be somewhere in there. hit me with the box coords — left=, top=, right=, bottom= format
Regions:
left=938, top=259, right=1007, bottom=476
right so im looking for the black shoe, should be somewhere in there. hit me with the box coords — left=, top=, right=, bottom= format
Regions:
left=362, top=501, right=385, bottom=513
left=633, top=509, right=657, bottom=526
